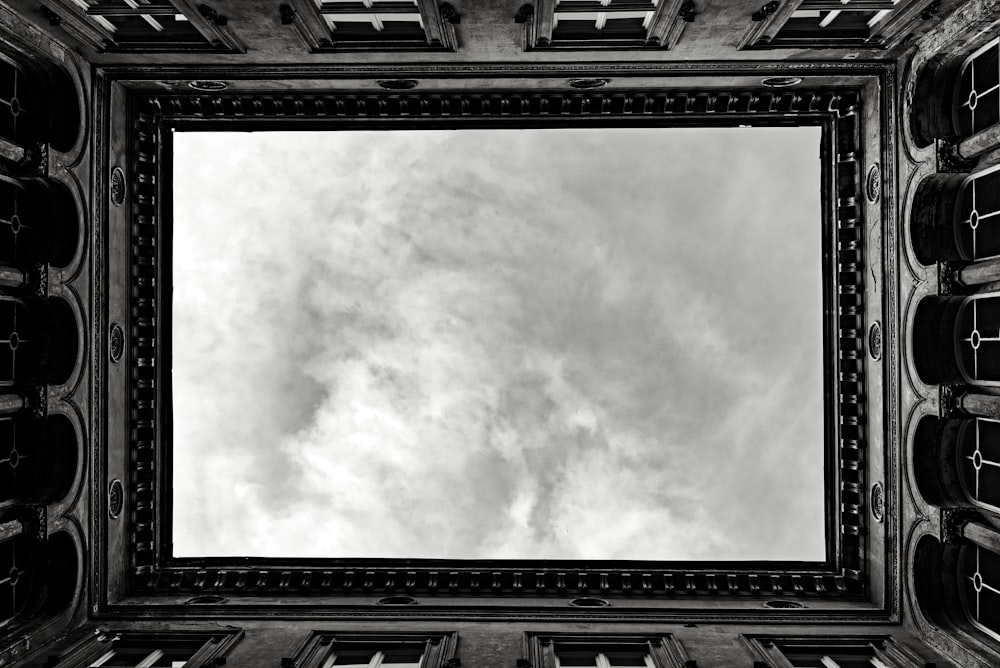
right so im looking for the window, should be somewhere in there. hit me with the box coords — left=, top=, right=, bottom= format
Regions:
left=282, top=0, right=458, bottom=51
left=741, top=636, right=930, bottom=668
left=739, top=0, right=939, bottom=49
left=0, top=55, right=35, bottom=154
left=40, top=0, right=244, bottom=52
left=524, top=634, right=692, bottom=668
left=519, top=0, right=695, bottom=49
left=960, top=544, right=1000, bottom=641
left=49, top=632, right=244, bottom=668
left=955, top=37, right=1000, bottom=139
left=285, top=632, right=457, bottom=668
left=783, top=0, right=901, bottom=39
left=321, top=649, right=424, bottom=668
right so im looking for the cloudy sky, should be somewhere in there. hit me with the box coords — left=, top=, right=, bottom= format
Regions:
left=170, top=126, right=825, bottom=561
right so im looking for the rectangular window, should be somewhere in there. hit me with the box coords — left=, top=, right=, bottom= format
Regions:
left=739, top=0, right=938, bottom=49
left=49, top=632, right=244, bottom=668
left=40, top=0, right=244, bottom=51
left=525, top=634, right=691, bottom=668
left=287, top=632, right=457, bottom=668
left=741, top=636, right=930, bottom=668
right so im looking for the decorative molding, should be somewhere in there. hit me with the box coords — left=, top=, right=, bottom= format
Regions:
left=285, top=631, right=459, bottom=668
left=39, top=0, right=245, bottom=53
left=282, top=0, right=457, bottom=52
left=111, top=86, right=875, bottom=601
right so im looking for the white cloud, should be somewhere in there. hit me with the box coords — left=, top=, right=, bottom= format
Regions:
left=170, top=127, right=825, bottom=561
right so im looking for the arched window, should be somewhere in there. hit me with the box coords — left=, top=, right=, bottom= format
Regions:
left=955, top=38, right=1000, bottom=140
left=913, top=295, right=1000, bottom=386
left=956, top=295, right=1000, bottom=385
left=0, top=297, right=41, bottom=384
left=0, top=54, right=36, bottom=153
left=0, top=532, right=39, bottom=627
left=0, top=414, right=76, bottom=505
left=960, top=543, right=1000, bottom=641
left=958, top=419, right=1000, bottom=514
left=955, top=164, right=1000, bottom=263
left=0, top=530, right=77, bottom=633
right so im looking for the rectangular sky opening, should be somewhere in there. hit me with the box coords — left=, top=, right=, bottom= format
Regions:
left=170, top=127, right=825, bottom=561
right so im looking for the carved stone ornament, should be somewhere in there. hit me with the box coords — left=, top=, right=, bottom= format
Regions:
left=110, top=166, right=125, bottom=206
left=870, top=482, right=884, bottom=523
left=752, top=1, right=779, bottom=21
left=941, top=507, right=979, bottom=544
left=109, top=322, right=124, bottom=363
left=868, top=321, right=882, bottom=360
left=866, top=162, right=881, bottom=203
left=108, top=479, right=124, bottom=518
left=514, top=4, right=534, bottom=23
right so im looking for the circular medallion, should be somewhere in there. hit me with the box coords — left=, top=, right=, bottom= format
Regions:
left=761, top=76, right=802, bottom=88
left=110, top=167, right=125, bottom=207
left=187, top=80, right=228, bottom=91
left=871, top=482, right=885, bottom=523
left=764, top=599, right=805, bottom=608
left=868, top=321, right=882, bottom=361
left=569, top=596, right=610, bottom=607
left=109, top=322, right=124, bottom=363
left=108, top=479, right=124, bottom=518
left=866, top=163, right=881, bottom=203
left=376, top=79, right=418, bottom=91
left=569, top=78, right=609, bottom=89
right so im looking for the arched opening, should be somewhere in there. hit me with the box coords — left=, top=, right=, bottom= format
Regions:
left=0, top=178, right=79, bottom=270
left=913, top=296, right=965, bottom=384
left=0, top=414, right=76, bottom=505
left=909, top=173, right=965, bottom=265
left=910, top=53, right=962, bottom=147
left=913, top=416, right=967, bottom=507
left=0, top=297, right=78, bottom=386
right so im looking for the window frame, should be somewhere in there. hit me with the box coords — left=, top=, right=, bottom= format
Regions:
left=284, top=631, right=458, bottom=668
left=739, top=635, right=931, bottom=668
left=523, top=633, right=692, bottom=668
left=38, top=0, right=245, bottom=53
left=519, top=0, right=695, bottom=50
left=281, top=0, right=459, bottom=52
left=43, top=630, right=245, bottom=668
left=737, top=0, right=939, bottom=50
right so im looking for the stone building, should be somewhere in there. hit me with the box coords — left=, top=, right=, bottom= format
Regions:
left=0, top=0, right=1000, bottom=665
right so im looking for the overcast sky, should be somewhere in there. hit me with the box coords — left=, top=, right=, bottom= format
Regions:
left=171, top=126, right=825, bottom=561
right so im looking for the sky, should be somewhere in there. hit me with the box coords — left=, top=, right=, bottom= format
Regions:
left=170, top=126, right=825, bottom=561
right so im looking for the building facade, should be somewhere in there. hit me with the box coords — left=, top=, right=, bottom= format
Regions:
left=1, top=0, right=1000, bottom=665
